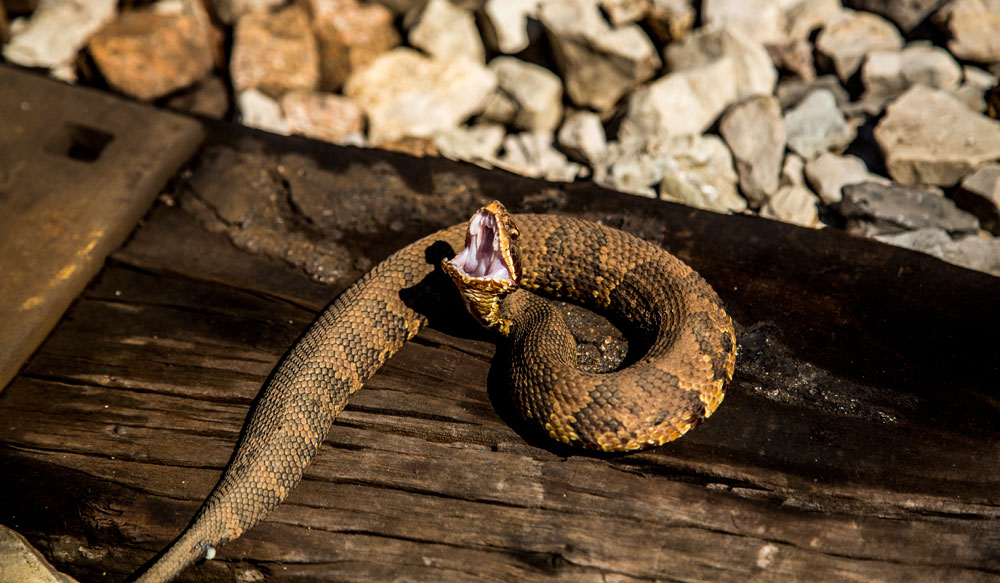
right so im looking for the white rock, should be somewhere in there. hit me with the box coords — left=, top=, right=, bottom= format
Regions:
left=620, top=57, right=739, bottom=139
left=804, top=152, right=889, bottom=204
left=407, top=0, right=484, bottom=62
left=367, top=0, right=425, bottom=12
left=874, top=84, right=1000, bottom=186
left=658, top=135, right=748, bottom=213
left=237, top=88, right=290, bottom=135
left=950, top=66, right=999, bottom=112
left=557, top=110, right=607, bottom=166
left=719, top=95, right=786, bottom=206
left=937, top=0, right=1000, bottom=64
left=762, top=153, right=821, bottom=227
left=762, top=184, right=821, bottom=227
left=955, top=163, right=1000, bottom=234
left=344, top=48, right=497, bottom=144
left=433, top=123, right=506, bottom=167
left=594, top=134, right=746, bottom=210
left=481, top=57, right=563, bottom=131
left=861, top=43, right=963, bottom=108
left=781, top=152, right=807, bottom=187
left=538, top=0, right=660, bottom=112
left=599, top=0, right=650, bottom=25
left=664, top=27, right=778, bottom=101
left=281, top=90, right=366, bottom=146
left=230, top=4, right=319, bottom=96
left=479, top=0, right=540, bottom=54
left=594, top=143, right=661, bottom=198
left=785, top=0, right=843, bottom=41
left=701, top=0, right=786, bottom=44
left=495, top=131, right=584, bottom=182
left=783, top=89, right=856, bottom=159
left=3, top=0, right=116, bottom=70
left=815, top=9, right=903, bottom=82
left=647, top=0, right=696, bottom=42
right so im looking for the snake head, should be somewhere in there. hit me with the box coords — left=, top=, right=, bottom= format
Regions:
left=442, top=201, right=522, bottom=334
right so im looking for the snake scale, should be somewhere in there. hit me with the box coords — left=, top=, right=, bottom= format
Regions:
left=130, top=202, right=736, bottom=582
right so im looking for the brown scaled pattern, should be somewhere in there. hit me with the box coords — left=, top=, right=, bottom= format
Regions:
left=132, top=214, right=735, bottom=583
left=502, top=215, right=735, bottom=451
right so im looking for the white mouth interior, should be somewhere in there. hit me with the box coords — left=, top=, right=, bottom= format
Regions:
left=450, top=210, right=512, bottom=281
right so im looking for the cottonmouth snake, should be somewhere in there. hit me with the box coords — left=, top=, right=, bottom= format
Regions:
left=131, top=201, right=736, bottom=582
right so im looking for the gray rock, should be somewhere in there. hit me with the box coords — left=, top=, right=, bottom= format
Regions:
left=842, top=0, right=948, bottom=33
left=0, top=524, right=78, bottom=583
left=953, top=163, right=1000, bottom=234
left=433, top=123, right=506, bottom=167
left=860, top=43, right=962, bottom=111
left=557, top=110, right=608, bottom=166
left=776, top=75, right=851, bottom=111
left=815, top=10, right=903, bottom=82
left=539, top=0, right=660, bottom=112
left=874, top=85, right=1000, bottom=186
left=936, top=0, right=1000, bottom=64
left=344, top=48, right=496, bottom=144
left=701, top=0, right=786, bottom=44
left=3, top=0, right=116, bottom=71
left=719, top=95, right=786, bottom=206
left=783, top=89, right=857, bottom=159
left=237, top=88, right=290, bottom=135
left=494, top=131, right=584, bottom=182
left=664, top=27, right=778, bottom=101
left=837, top=181, right=980, bottom=235
left=479, top=0, right=540, bottom=54
left=875, top=228, right=1000, bottom=276
left=407, top=0, right=485, bottom=62
left=481, top=57, right=563, bottom=132
left=620, top=58, right=739, bottom=139
left=804, top=152, right=889, bottom=204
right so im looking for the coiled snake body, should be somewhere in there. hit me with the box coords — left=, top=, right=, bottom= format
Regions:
left=131, top=202, right=736, bottom=582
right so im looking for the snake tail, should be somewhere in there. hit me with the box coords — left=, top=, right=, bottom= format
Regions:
left=129, top=225, right=466, bottom=582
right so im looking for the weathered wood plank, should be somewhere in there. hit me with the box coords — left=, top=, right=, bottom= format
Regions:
left=1, top=124, right=998, bottom=583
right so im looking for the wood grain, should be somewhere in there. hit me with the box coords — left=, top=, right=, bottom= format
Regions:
left=1, top=126, right=998, bottom=583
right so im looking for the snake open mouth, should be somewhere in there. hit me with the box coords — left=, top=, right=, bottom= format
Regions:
left=441, top=201, right=522, bottom=331
left=449, top=209, right=514, bottom=282
left=446, top=202, right=521, bottom=286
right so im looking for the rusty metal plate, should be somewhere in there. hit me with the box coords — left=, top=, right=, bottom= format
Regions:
left=0, top=65, right=205, bottom=390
